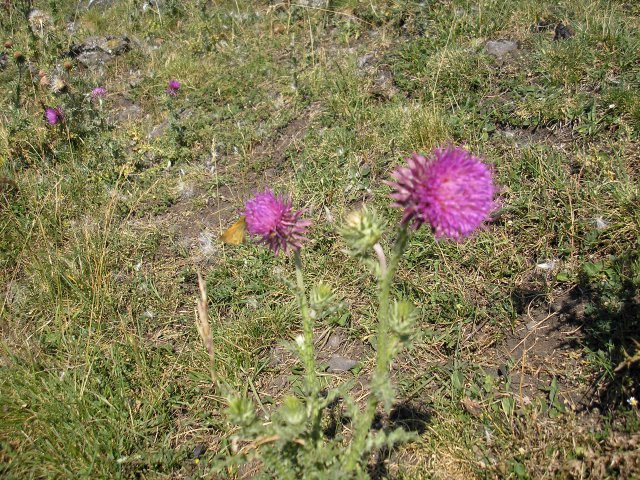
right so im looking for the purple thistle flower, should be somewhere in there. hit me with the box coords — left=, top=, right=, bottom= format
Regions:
left=166, top=79, right=180, bottom=96
left=45, top=107, right=63, bottom=125
left=91, top=87, right=106, bottom=98
left=387, top=146, right=496, bottom=240
left=244, top=190, right=311, bottom=255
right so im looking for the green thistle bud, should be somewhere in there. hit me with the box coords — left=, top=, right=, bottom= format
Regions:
left=310, top=282, right=333, bottom=314
left=389, top=299, right=417, bottom=345
left=340, top=208, right=385, bottom=256
left=279, top=396, right=306, bottom=426
left=227, top=396, right=256, bottom=428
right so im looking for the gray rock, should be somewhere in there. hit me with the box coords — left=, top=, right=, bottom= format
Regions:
left=86, top=0, right=118, bottom=9
left=327, top=356, right=358, bottom=372
left=554, top=23, right=574, bottom=41
left=142, top=0, right=163, bottom=12
left=326, top=332, right=345, bottom=350
left=357, top=53, right=375, bottom=69
left=117, top=103, right=143, bottom=122
left=297, top=0, right=326, bottom=6
left=485, top=39, right=518, bottom=58
left=112, top=95, right=144, bottom=122
left=148, top=120, right=169, bottom=140
left=69, top=36, right=131, bottom=68
left=371, top=68, right=397, bottom=99
left=76, top=49, right=113, bottom=68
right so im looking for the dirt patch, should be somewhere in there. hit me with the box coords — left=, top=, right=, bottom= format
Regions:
left=250, top=102, right=321, bottom=171
left=495, top=124, right=575, bottom=149
left=146, top=103, right=321, bottom=267
left=256, top=326, right=371, bottom=408
left=495, top=288, right=592, bottom=409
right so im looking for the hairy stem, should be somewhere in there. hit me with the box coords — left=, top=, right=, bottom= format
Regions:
left=294, top=249, right=317, bottom=396
left=343, top=224, right=409, bottom=473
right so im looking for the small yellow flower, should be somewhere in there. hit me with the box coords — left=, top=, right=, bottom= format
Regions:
left=628, top=397, right=638, bottom=408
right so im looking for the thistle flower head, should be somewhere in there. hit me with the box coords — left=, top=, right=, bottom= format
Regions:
left=50, top=76, right=66, bottom=93
left=166, top=79, right=180, bottom=96
left=91, top=87, right=106, bottom=98
left=28, top=9, right=52, bottom=37
left=45, top=107, right=63, bottom=125
left=387, top=146, right=496, bottom=240
left=243, top=189, right=311, bottom=255
left=340, top=208, right=385, bottom=256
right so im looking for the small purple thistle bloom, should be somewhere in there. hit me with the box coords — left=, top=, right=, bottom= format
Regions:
left=166, top=79, right=181, bottom=96
left=91, top=87, right=106, bottom=98
left=244, top=190, right=311, bottom=255
left=387, top=146, right=496, bottom=240
left=45, top=107, right=63, bottom=125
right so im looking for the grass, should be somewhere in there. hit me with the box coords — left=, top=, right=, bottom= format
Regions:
left=1, top=0, right=639, bottom=478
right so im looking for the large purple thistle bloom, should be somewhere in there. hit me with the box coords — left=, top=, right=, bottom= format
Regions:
left=91, top=87, right=106, bottom=98
left=166, top=79, right=180, bottom=96
left=244, top=190, right=311, bottom=255
left=387, top=146, right=496, bottom=240
left=45, top=107, right=63, bottom=125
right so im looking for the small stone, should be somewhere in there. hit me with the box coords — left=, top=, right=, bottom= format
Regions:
left=68, top=36, right=131, bottom=68
left=357, top=53, right=375, bottom=69
left=148, top=120, right=169, bottom=140
left=485, top=39, right=518, bottom=58
left=536, top=259, right=558, bottom=271
left=371, top=68, right=397, bottom=99
left=75, top=49, right=112, bottom=68
left=297, top=0, right=326, bottom=6
left=554, top=23, right=574, bottom=41
left=86, top=0, right=118, bottom=8
left=192, top=444, right=207, bottom=458
left=326, top=332, right=345, bottom=349
left=117, top=103, right=143, bottom=121
left=595, top=216, right=608, bottom=230
left=461, top=397, right=482, bottom=416
left=530, top=19, right=555, bottom=33
left=327, top=355, right=358, bottom=372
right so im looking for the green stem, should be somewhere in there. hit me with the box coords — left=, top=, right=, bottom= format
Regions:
left=294, top=249, right=317, bottom=396
left=15, top=65, right=23, bottom=109
left=343, top=224, right=409, bottom=473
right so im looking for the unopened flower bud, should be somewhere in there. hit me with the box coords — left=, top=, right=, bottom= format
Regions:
left=389, top=299, right=417, bottom=342
left=4, top=40, right=13, bottom=49
left=13, top=51, right=25, bottom=63
left=340, top=208, right=385, bottom=256
left=227, top=397, right=256, bottom=428
left=279, top=396, right=305, bottom=426
left=310, top=282, right=333, bottom=311
left=50, top=76, right=67, bottom=93
left=63, top=60, right=73, bottom=71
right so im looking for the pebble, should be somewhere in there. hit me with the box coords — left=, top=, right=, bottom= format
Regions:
left=485, top=39, right=518, bottom=58
left=327, top=356, right=358, bottom=372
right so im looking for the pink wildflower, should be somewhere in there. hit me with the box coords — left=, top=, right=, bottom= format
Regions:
left=387, top=146, right=496, bottom=240
left=166, top=80, right=180, bottom=96
left=244, top=190, right=311, bottom=254
left=91, top=87, right=106, bottom=98
left=45, top=107, right=63, bottom=125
